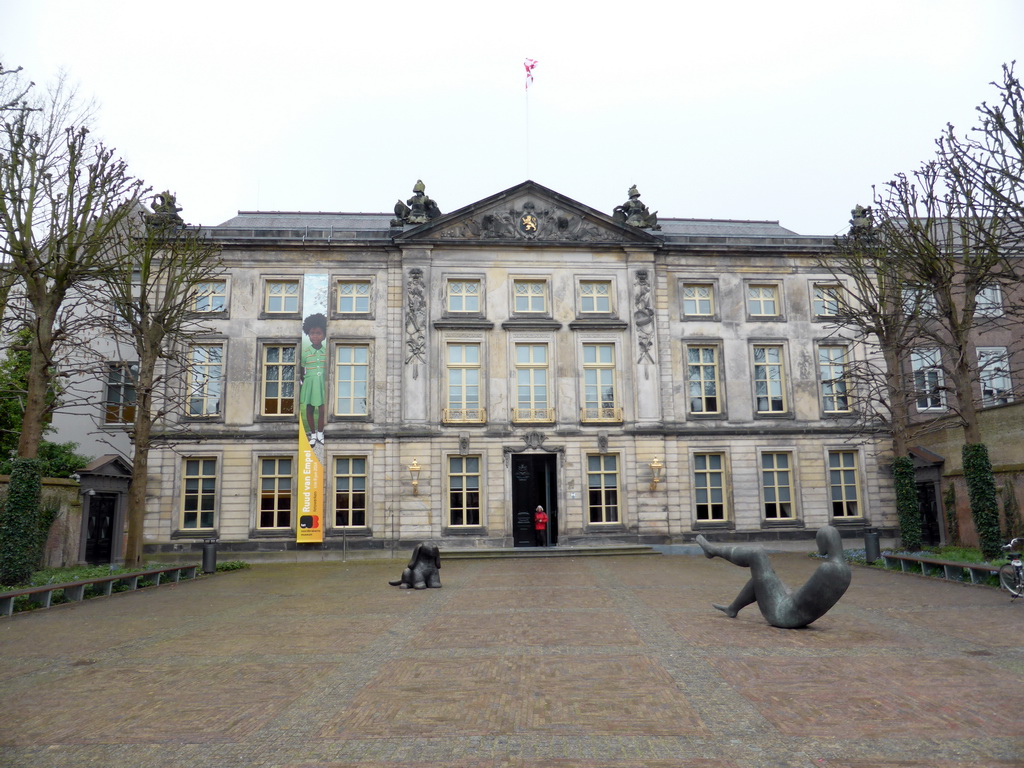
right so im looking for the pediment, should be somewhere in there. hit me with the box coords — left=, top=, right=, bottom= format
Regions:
left=396, top=181, right=661, bottom=246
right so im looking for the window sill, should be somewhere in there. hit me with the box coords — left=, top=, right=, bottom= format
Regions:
left=762, top=518, right=804, bottom=528
left=568, top=318, right=628, bottom=331
left=171, top=529, right=219, bottom=539
left=501, top=318, right=563, bottom=331
left=258, top=312, right=302, bottom=321
left=325, top=527, right=371, bottom=537
left=433, top=318, right=494, bottom=330
left=692, top=520, right=734, bottom=531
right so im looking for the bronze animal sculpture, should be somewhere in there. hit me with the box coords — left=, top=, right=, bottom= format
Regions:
left=388, top=542, right=442, bottom=590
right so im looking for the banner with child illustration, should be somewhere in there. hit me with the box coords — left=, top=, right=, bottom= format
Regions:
left=297, top=274, right=328, bottom=544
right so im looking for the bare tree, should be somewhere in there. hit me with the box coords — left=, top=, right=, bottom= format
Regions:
left=0, top=68, right=145, bottom=459
left=104, top=195, right=224, bottom=568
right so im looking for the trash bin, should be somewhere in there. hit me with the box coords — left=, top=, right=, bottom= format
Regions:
left=202, top=538, right=218, bottom=574
left=864, top=528, right=881, bottom=564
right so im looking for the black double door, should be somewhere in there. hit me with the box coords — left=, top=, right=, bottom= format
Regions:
left=511, top=454, right=558, bottom=547
left=916, top=482, right=942, bottom=547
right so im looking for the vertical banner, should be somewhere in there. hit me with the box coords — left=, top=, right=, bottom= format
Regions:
left=297, top=274, right=328, bottom=543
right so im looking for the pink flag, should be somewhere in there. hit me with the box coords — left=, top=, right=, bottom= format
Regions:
left=524, top=58, right=538, bottom=90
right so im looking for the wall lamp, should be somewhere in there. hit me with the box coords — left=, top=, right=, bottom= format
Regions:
left=648, top=457, right=664, bottom=492
left=409, top=459, right=422, bottom=495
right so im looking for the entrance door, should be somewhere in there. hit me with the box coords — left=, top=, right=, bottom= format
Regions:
left=916, top=482, right=941, bottom=547
left=85, top=493, right=117, bottom=564
left=511, top=454, right=558, bottom=547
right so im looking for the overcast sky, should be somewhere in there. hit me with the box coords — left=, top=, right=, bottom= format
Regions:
left=2, top=0, right=1022, bottom=236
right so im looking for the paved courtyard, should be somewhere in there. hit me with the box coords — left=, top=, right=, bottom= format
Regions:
left=0, top=552, right=1022, bottom=768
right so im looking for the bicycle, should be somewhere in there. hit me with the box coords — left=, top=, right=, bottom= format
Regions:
left=998, top=537, right=1024, bottom=600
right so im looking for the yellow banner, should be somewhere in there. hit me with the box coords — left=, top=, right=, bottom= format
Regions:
left=297, top=429, right=324, bottom=543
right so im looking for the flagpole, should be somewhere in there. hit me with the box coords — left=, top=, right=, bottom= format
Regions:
left=524, top=58, right=537, bottom=181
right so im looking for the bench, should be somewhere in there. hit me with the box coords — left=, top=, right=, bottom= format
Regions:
left=0, top=565, right=199, bottom=617
left=880, top=553, right=1000, bottom=585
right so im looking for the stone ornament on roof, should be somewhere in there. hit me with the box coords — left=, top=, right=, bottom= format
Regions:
left=145, top=191, right=184, bottom=229
left=613, top=185, right=660, bottom=230
left=391, top=180, right=442, bottom=227
left=849, top=204, right=874, bottom=238
left=436, top=200, right=621, bottom=242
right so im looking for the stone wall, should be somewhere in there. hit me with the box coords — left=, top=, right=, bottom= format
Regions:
left=0, top=476, right=83, bottom=568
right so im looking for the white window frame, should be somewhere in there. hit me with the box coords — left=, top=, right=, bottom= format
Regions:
left=692, top=452, right=728, bottom=523
left=445, top=342, right=485, bottom=423
left=181, top=456, right=219, bottom=530
left=334, top=342, right=370, bottom=417
left=586, top=453, right=620, bottom=524
left=578, top=279, right=613, bottom=315
left=752, top=344, right=787, bottom=414
left=684, top=343, right=722, bottom=415
left=581, top=342, right=620, bottom=422
left=746, top=283, right=781, bottom=318
left=264, top=279, right=301, bottom=315
left=819, top=345, right=852, bottom=414
left=681, top=282, right=716, bottom=318
left=446, top=278, right=482, bottom=314
left=257, top=456, right=294, bottom=530
left=333, top=456, right=368, bottom=528
left=978, top=346, right=1013, bottom=407
left=760, top=450, right=796, bottom=521
left=336, top=279, right=372, bottom=315
left=911, top=348, right=945, bottom=411
left=513, top=342, right=552, bottom=422
left=512, top=279, right=549, bottom=315
left=447, top=455, right=482, bottom=527
left=827, top=450, right=862, bottom=519
left=187, top=342, right=224, bottom=418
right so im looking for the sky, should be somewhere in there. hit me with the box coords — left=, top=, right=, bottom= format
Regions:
left=2, top=0, right=1022, bottom=237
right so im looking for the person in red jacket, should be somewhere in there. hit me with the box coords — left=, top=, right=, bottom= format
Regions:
left=533, top=505, right=548, bottom=547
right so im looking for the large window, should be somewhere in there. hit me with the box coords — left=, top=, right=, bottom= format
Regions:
left=828, top=451, right=860, bottom=518
left=181, top=458, right=217, bottom=530
left=265, top=280, right=300, bottom=314
left=681, top=283, right=715, bottom=317
left=819, top=345, right=851, bottom=413
left=258, top=457, right=292, bottom=529
left=445, top=343, right=483, bottom=423
left=446, top=279, right=480, bottom=313
left=514, top=343, right=551, bottom=422
left=976, top=285, right=1003, bottom=317
left=194, top=280, right=226, bottom=313
left=334, top=457, right=367, bottom=527
left=187, top=344, right=223, bottom=417
left=513, top=280, right=547, bottom=314
left=448, top=456, right=481, bottom=527
left=747, top=284, right=780, bottom=317
left=336, top=280, right=371, bottom=314
left=587, top=454, right=619, bottom=524
left=582, top=343, right=619, bottom=422
left=761, top=452, right=794, bottom=520
left=693, top=453, right=727, bottom=521
left=812, top=284, right=842, bottom=318
left=104, top=362, right=138, bottom=424
left=579, top=280, right=612, bottom=314
left=261, top=344, right=297, bottom=416
left=753, top=345, right=786, bottom=414
left=912, top=348, right=944, bottom=411
left=335, top=344, right=369, bottom=416
left=686, top=345, right=721, bottom=414
left=978, top=347, right=1012, bottom=407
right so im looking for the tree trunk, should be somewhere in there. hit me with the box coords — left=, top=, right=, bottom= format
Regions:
left=123, top=354, right=156, bottom=569
left=883, top=346, right=911, bottom=457
left=16, top=323, right=53, bottom=460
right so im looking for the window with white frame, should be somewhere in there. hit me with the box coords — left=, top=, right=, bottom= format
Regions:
left=181, top=457, right=217, bottom=530
left=685, top=344, right=721, bottom=414
left=579, top=280, right=612, bottom=314
left=265, top=280, right=300, bottom=314
left=446, top=279, right=480, bottom=313
left=445, top=343, right=483, bottom=422
left=261, top=344, right=297, bottom=416
left=911, top=348, right=945, bottom=411
left=761, top=452, right=794, bottom=519
left=448, top=455, right=481, bottom=526
left=976, top=284, right=1004, bottom=317
left=901, top=287, right=936, bottom=316
left=187, top=343, right=224, bottom=417
left=337, top=280, right=371, bottom=314
left=334, top=457, right=367, bottom=527
left=693, top=453, right=727, bottom=521
left=587, top=454, right=619, bottom=524
left=104, top=362, right=138, bottom=424
left=582, top=343, right=619, bottom=421
left=513, top=280, right=547, bottom=314
left=194, top=280, right=227, bottom=313
left=819, top=345, right=851, bottom=413
left=978, top=347, right=1012, bottom=406
left=335, top=344, right=369, bottom=416
left=747, top=284, right=780, bottom=317
left=753, top=344, right=787, bottom=414
left=258, top=457, right=293, bottom=529
left=828, top=451, right=860, bottom=518
left=681, top=283, right=715, bottom=317
left=514, top=343, right=551, bottom=422
left=813, top=284, right=842, bottom=318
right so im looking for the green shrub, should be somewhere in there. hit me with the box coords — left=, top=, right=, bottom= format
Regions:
left=943, top=483, right=960, bottom=545
left=0, top=458, right=43, bottom=586
left=893, top=456, right=920, bottom=551
left=215, top=560, right=251, bottom=572
left=963, top=443, right=1002, bottom=559
left=1002, top=478, right=1024, bottom=541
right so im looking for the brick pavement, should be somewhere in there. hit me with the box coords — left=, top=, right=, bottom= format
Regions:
left=0, top=553, right=1022, bottom=767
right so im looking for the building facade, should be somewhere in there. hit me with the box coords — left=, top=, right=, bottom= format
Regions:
left=88, top=182, right=896, bottom=557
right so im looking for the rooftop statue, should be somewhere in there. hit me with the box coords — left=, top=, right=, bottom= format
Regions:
left=145, top=191, right=184, bottom=228
left=849, top=204, right=874, bottom=238
left=391, top=180, right=442, bottom=227
left=613, top=185, right=660, bottom=230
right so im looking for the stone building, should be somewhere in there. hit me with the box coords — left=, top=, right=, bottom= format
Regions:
left=87, top=181, right=896, bottom=557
